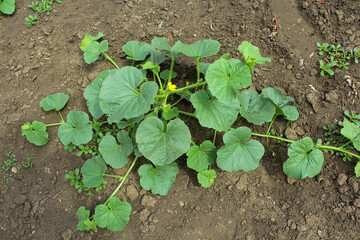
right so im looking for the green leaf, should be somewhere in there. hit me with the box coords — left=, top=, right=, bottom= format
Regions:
left=138, top=162, right=179, bottom=195
left=355, top=162, right=360, bottom=178
left=122, top=41, right=153, bottom=61
left=197, top=169, right=217, bottom=188
left=117, top=115, right=144, bottom=129
left=199, top=62, right=210, bottom=75
left=237, top=90, right=276, bottom=125
left=21, top=121, right=49, bottom=146
left=341, top=118, right=360, bottom=151
left=283, top=137, right=324, bottom=179
left=187, top=140, right=217, bottom=172
left=99, top=131, right=133, bottom=169
left=81, top=155, right=107, bottom=188
left=172, top=40, right=221, bottom=59
left=142, top=61, right=160, bottom=74
left=84, top=69, right=116, bottom=119
left=58, top=110, right=93, bottom=146
left=238, top=41, right=271, bottom=72
left=76, top=206, right=98, bottom=232
left=206, top=59, right=252, bottom=104
left=148, top=50, right=166, bottom=65
left=216, top=127, right=264, bottom=172
left=136, top=117, right=191, bottom=165
left=94, top=197, right=131, bottom=231
left=0, top=0, right=15, bottom=15
left=83, top=40, right=108, bottom=64
left=162, top=104, right=179, bottom=120
left=99, top=67, right=158, bottom=124
left=79, top=32, right=105, bottom=51
left=190, top=90, right=240, bottom=131
left=151, top=37, right=181, bottom=58
left=261, top=88, right=299, bottom=121
left=40, top=93, right=69, bottom=111
left=160, top=70, right=177, bottom=80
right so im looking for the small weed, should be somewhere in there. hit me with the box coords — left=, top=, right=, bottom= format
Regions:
left=51, top=176, right=57, bottom=184
left=25, top=0, right=62, bottom=28
left=65, top=168, right=107, bottom=195
left=0, top=152, right=33, bottom=183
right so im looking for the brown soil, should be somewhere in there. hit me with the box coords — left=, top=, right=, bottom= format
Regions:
left=1, top=0, right=360, bottom=239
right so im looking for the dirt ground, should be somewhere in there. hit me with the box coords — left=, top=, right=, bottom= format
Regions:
left=1, top=0, right=360, bottom=239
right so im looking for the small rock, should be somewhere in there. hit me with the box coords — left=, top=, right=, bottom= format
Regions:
left=333, top=207, right=341, bottom=213
left=287, top=176, right=297, bottom=185
left=336, top=10, right=344, bottom=21
left=290, top=223, right=297, bottom=230
left=23, top=202, right=31, bottom=218
left=348, top=178, right=359, bottom=193
left=139, top=209, right=150, bottom=222
left=141, top=195, right=157, bottom=207
left=337, top=173, right=348, bottom=186
left=179, top=201, right=185, bottom=207
left=318, top=229, right=325, bottom=238
left=284, top=127, right=298, bottom=140
left=306, top=92, right=321, bottom=113
left=353, top=198, right=360, bottom=208
left=302, top=1, right=308, bottom=8
left=345, top=30, right=353, bottom=35
left=14, top=195, right=27, bottom=205
left=246, top=234, right=255, bottom=240
left=186, top=1, right=193, bottom=6
left=325, top=91, right=339, bottom=103
left=126, top=185, right=139, bottom=201
left=344, top=206, right=353, bottom=214
left=61, top=229, right=73, bottom=240
left=279, top=58, right=285, bottom=64
left=286, top=64, right=293, bottom=70
left=309, top=68, right=317, bottom=76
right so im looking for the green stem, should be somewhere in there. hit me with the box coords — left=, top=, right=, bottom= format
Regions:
left=58, top=111, right=65, bottom=123
left=179, top=110, right=196, bottom=118
left=340, top=141, right=352, bottom=148
left=171, top=97, right=184, bottom=107
left=155, top=72, right=164, bottom=92
left=101, top=52, right=120, bottom=69
left=213, top=130, right=217, bottom=145
left=266, top=114, right=277, bottom=136
left=167, top=57, right=175, bottom=84
left=46, top=122, right=64, bottom=127
left=104, top=156, right=138, bottom=205
left=103, top=174, right=124, bottom=180
left=196, top=57, right=201, bottom=84
left=251, top=132, right=294, bottom=143
left=156, top=81, right=207, bottom=98
left=191, top=140, right=196, bottom=146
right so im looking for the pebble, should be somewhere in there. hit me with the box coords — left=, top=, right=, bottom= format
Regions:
left=139, top=209, right=150, bottom=222
left=348, top=178, right=359, bottom=193
left=353, top=198, right=360, bottom=208
left=141, top=195, right=157, bottom=207
left=286, top=64, right=293, bottom=70
left=126, top=185, right=139, bottom=201
left=23, top=202, right=31, bottom=218
left=309, top=68, right=317, bottom=76
left=287, top=176, right=297, bottom=185
left=278, top=58, right=285, bottom=64
left=284, top=127, right=298, bottom=141
left=337, top=173, right=348, bottom=186
left=61, top=229, right=73, bottom=240
left=179, top=201, right=185, bottom=207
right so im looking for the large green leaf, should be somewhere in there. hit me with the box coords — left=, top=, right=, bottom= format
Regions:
left=340, top=118, right=360, bottom=151
left=94, top=197, right=131, bottom=231
left=238, top=41, right=271, bottom=72
left=197, top=169, right=217, bottom=188
left=122, top=41, right=153, bottom=61
left=190, top=90, right=240, bottom=131
left=99, top=131, right=133, bottom=169
left=283, top=137, right=324, bottom=179
left=136, top=117, right=191, bottom=165
left=216, top=127, right=264, bottom=172
left=138, top=162, right=179, bottom=195
left=99, top=67, right=158, bottom=124
left=40, top=93, right=69, bottom=111
left=76, top=207, right=98, bottom=232
left=0, top=0, right=15, bottom=15
left=83, top=40, right=108, bottom=64
left=261, top=88, right=299, bottom=121
left=21, top=121, right=49, bottom=146
left=151, top=37, right=181, bottom=58
left=172, top=40, right=220, bottom=59
left=58, top=110, right=93, bottom=146
left=148, top=49, right=166, bottom=65
left=187, top=140, right=217, bottom=172
left=79, top=32, right=105, bottom=51
left=81, top=155, right=107, bottom=188
left=84, top=69, right=116, bottom=119
left=237, top=90, right=275, bottom=125
left=206, top=59, right=252, bottom=104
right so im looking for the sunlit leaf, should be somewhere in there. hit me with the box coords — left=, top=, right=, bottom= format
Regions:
left=197, top=169, right=216, bottom=188
left=238, top=41, right=271, bottom=71
left=187, top=140, right=217, bottom=172
left=21, top=121, right=49, bottom=146
left=122, top=41, right=153, bottom=61
left=81, top=155, right=107, bottom=188
left=40, top=93, right=69, bottom=111
left=172, top=40, right=220, bottom=59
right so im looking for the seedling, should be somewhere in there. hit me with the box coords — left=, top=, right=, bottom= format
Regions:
left=0, top=0, right=15, bottom=15
left=22, top=36, right=360, bottom=232
left=319, top=60, right=336, bottom=76
left=25, top=0, right=61, bottom=27
left=0, top=152, right=33, bottom=183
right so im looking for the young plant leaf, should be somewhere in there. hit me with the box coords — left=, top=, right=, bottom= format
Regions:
left=122, top=41, right=153, bottom=61
left=94, top=197, right=131, bottom=231
left=76, top=206, right=98, bottom=232
left=151, top=37, right=181, bottom=58
left=238, top=41, right=271, bottom=72
left=340, top=118, right=360, bottom=151
left=138, top=162, right=179, bottom=195
left=117, top=115, right=144, bottom=129
left=187, top=140, right=217, bottom=172
left=197, top=169, right=217, bottom=188
left=81, top=155, right=107, bottom=188
left=190, top=90, right=240, bottom=132
left=172, top=40, right=221, bottom=59
left=237, top=90, right=276, bottom=125
left=99, top=67, right=158, bottom=124
left=99, top=131, right=133, bottom=169
left=84, top=69, right=116, bottom=119
left=206, top=59, right=252, bottom=104
left=21, top=121, right=49, bottom=146
left=199, top=62, right=211, bottom=75
left=79, top=32, right=105, bottom=51
left=162, top=104, right=179, bottom=121
left=148, top=49, right=166, bottom=65
left=136, top=117, right=191, bottom=165
left=83, top=40, right=108, bottom=64
left=216, top=127, right=264, bottom=172
left=40, top=93, right=69, bottom=111
left=355, top=162, right=360, bottom=178
left=58, top=110, right=93, bottom=146
left=283, top=137, right=324, bottom=179
left=261, top=88, right=299, bottom=121
left=0, top=0, right=15, bottom=15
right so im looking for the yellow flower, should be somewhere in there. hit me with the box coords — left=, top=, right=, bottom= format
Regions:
left=168, top=82, right=176, bottom=91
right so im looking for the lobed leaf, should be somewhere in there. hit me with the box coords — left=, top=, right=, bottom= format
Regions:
left=197, top=169, right=217, bottom=188
left=172, top=40, right=220, bottom=59
left=160, top=70, right=177, bottom=80
left=76, top=206, right=98, bottom=232
left=190, top=90, right=240, bottom=131
left=340, top=118, right=360, bottom=151
left=162, top=105, right=179, bottom=121
left=238, top=41, right=271, bottom=71
left=83, top=40, right=108, bottom=64
left=21, top=121, right=49, bottom=146
left=148, top=50, right=166, bottom=65
left=355, top=162, right=360, bottom=178
left=237, top=90, right=275, bottom=125
left=0, top=0, right=15, bottom=15
left=122, top=41, right=153, bottom=61
left=94, top=197, right=131, bottom=231
left=79, top=32, right=105, bottom=51
left=136, top=117, right=191, bottom=165
left=99, top=131, right=133, bottom=169
left=206, top=59, right=252, bottom=104
left=216, top=127, right=264, bottom=172
left=40, top=93, right=69, bottom=111
left=138, top=162, right=179, bottom=195
left=99, top=67, right=158, bottom=124
left=187, top=140, right=217, bottom=172
left=151, top=37, right=182, bottom=58
left=283, top=137, right=324, bottom=179
left=58, top=110, right=93, bottom=146
left=81, top=155, right=107, bottom=188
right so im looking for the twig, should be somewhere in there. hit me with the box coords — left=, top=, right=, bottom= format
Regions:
left=0, top=40, right=4, bottom=50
